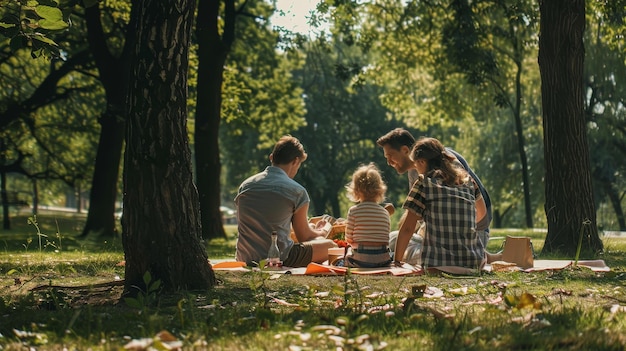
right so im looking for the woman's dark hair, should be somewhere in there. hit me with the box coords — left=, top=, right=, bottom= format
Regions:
left=411, top=137, right=468, bottom=185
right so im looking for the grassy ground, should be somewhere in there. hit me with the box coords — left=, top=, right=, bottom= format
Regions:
left=1, top=212, right=626, bottom=350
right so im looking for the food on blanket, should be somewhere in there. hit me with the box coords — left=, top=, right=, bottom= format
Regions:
left=330, top=230, right=345, bottom=241
left=490, top=261, right=520, bottom=272
left=327, top=218, right=346, bottom=240
left=333, top=239, right=348, bottom=247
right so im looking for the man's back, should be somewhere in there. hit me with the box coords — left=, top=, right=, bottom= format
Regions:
left=235, top=166, right=308, bottom=265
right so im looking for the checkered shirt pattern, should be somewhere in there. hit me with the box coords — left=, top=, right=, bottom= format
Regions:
left=403, top=174, right=485, bottom=268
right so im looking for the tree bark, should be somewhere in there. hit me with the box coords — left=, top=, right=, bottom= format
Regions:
left=538, top=0, right=603, bottom=256
left=123, top=0, right=215, bottom=294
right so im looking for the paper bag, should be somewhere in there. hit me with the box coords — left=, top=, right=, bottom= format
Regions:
left=502, top=236, right=534, bottom=269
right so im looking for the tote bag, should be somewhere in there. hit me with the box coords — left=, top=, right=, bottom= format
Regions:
left=501, top=236, right=534, bottom=269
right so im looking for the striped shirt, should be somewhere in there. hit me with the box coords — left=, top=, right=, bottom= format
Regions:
left=346, top=202, right=391, bottom=245
left=403, top=174, right=484, bottom=268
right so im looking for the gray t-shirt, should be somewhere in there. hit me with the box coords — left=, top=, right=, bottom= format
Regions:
left=235, top=166, right=309, bottom=265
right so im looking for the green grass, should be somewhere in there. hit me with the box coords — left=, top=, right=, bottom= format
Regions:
left=1, top=213, right=626, bottom=350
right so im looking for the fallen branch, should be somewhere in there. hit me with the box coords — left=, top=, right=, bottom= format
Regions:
left=29, top=279, right=125, bottom=292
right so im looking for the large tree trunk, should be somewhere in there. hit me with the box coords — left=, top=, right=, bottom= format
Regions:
left=194, top=0, right=234, bottom=240
left=80, top=2, right=133, bottom=238
left=123, top=0, right=215, bottom=294
left=538, top=0, right=603, bottom=256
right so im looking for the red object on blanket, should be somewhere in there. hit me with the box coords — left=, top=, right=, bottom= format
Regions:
left=333, top=239, right=348, bottom=247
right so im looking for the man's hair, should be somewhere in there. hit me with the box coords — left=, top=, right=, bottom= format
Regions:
left=376, top=128, right=416, bottom=150
left=271, top=135, right=307, bottom=165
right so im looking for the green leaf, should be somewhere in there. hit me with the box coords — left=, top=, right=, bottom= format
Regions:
left=31, top=47, right=44, bottom=59
left=148, top=279, right=161, bottom=293
left=124, top=297, right=142, bottom=309
left=31, top=33, right=59, bottom=46
left=0, top=16, right=20, bottom=37
left=35, top=5, right=64, bottom=20
left=503, top=294, right=517, bottom=307
left=38, top=18, right=69, bottom=30
left=6, top=269, right=18, bottom=275
left=143, top=271, right=152, bottom=286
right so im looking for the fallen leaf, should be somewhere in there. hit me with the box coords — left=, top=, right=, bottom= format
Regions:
left=424, top=286, right=444, bottom=298
left=156, top=330, right=177, bottom=342
left=311, top=324, right=342, bottom=335
left=123, top=338, right=153, bottom=350
left=271, top=297, right=299, bottom=307
left=609, top=304, right=626, bottom=314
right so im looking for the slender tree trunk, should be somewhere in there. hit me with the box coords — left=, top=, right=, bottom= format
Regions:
left=1, top=171, right=10, bottom=230
left=123, top=0, right=215, bottom=294
left=194, top=0, right=234, bottom=240
left=0, top=137, right=9, bottom=229
left=512, top=60, right=533, bottom=228
left=538, top=0, right=603, bottom=256
left=31, top=178, right=38, bottom=215
left=602, top=181, right=626, bottom=231
left=80, top=2, right=133, bottom=238
left=75, top=182, right=81, bottom=213
left=80, top=110, right=125, bottom=237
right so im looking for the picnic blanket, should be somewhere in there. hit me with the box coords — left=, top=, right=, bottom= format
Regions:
left=210, top=259, right=610, bottom=275
left=210, top=261, right=420, bottom=276
left=486, top=259, right=610, bottom=272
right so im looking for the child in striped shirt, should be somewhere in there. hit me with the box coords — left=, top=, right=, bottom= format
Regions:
left=344, top=163, right=392, bottom=268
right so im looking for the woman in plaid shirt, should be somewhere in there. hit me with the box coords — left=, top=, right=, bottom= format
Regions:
left=393, top=137, right=487, bottom=270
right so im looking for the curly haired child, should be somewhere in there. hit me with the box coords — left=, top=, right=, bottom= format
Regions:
left=344, top=163, right=392, bottom=268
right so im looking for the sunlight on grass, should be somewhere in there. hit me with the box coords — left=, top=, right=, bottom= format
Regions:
left=1, top=216, right=626, bottom=350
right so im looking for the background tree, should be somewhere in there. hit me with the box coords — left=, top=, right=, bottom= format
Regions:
left=123, top=0, right=215, bottom=293
left=79, top=0, right=135, bottom=238
left=194, top=0, right=238, bottom=240
left=219, top=7, right=309, bottom=208
left=293, top=37, right=398, bottom=217
left=538, top=0, right=603, bottom=255
left=0, top=22, right=101, bottom=228
left=585, top=1, right=626, bottom=231
left=440, top=0, right=540, bottom=228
